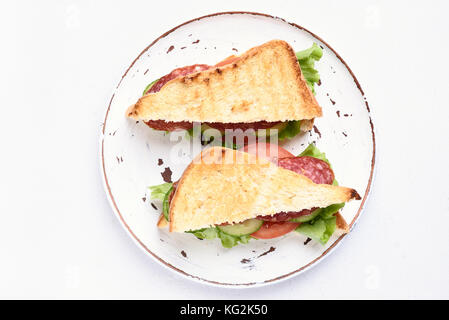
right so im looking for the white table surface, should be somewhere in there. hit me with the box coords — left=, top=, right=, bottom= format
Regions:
left=1, top=0, right=448, bottom=299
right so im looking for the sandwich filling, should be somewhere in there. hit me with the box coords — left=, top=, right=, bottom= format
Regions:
left=150, top=143, right=358, bottom=248
left=141, top=43, right=323, bottom=139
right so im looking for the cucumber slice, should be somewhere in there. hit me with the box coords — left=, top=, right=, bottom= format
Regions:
left=254, top=122, right=288, bottom=137
left=217, top=219, right=263, bottom=236
left=290, top=208, right=321, bottom=223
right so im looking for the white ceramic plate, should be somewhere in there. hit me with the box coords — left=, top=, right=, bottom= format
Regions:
left=100, top=12, right=375, bottom=287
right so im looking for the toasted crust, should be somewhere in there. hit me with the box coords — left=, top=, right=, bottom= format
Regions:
left=127, top=40, right=322, bottom=123
left=169, top=147, right=360, bottom=232
left=335, top=212, right=349, bottom=233
left=300, top=119, right=314, bottom=132
left=157, top=214, right=169, bottom=228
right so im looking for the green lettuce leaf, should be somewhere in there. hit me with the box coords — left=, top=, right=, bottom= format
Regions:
left=296, top=43, right=323, bottom=61
left=162, top=186, right=172, bottom=221
left=187, top=227, right=219, bottom=240
left=296, top=43, right=323, bottom=94
left=316, top=203, right=345, bottom=219
left=149, top=182, right=173, bottom=221
left=148, top=182, right=173, bottom=200
left=187, top=227, right=252, bottom=248
left=217, top=229, right=252, bottom=248
left=296, top=216, right=336, bottom=245
left=278, top=121, right=302, bottom=140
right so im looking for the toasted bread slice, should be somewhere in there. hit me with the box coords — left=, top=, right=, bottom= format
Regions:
left=127, top=40, right=322, bottom=123
left=169, top=147, right=360, bottom=232
left=157, top=213, right=169, bottom=228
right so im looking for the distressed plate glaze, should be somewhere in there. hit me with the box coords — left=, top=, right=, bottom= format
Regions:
left=100, top=12, right=375, bottom=287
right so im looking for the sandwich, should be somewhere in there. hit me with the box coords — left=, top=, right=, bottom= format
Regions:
left=149, top=143, right=361, bottom=248
left=126, top=40, right=324, bottom=140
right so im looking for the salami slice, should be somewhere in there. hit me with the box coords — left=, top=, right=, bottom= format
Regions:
left=278, top=156, right=334, bottom=184
left=256, top=209, right=316, bottom=222
left=144, top=120, right=193, bottom=131
left=257, top=156, right=334, bottom=222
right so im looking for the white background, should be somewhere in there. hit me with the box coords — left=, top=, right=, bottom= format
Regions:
left=1, top=0, right=448, bottom=299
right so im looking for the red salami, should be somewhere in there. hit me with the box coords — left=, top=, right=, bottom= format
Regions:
left=257, top=156, right=334, bottom=222
left=257, top=208, right=316, bottom=222
left=144, top=120, right=193, bottom=131
left=278, top=156, right=334, bottom=184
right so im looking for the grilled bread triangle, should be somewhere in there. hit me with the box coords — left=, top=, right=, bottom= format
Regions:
left=169, top=147, right=359, bottom=232
left=127, top=40, right=322, bottom=123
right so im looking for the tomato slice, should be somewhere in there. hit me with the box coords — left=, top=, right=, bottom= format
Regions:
left=240, top=142, right=294, bottom=163
left=251, top=221, right=300, bottom=239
